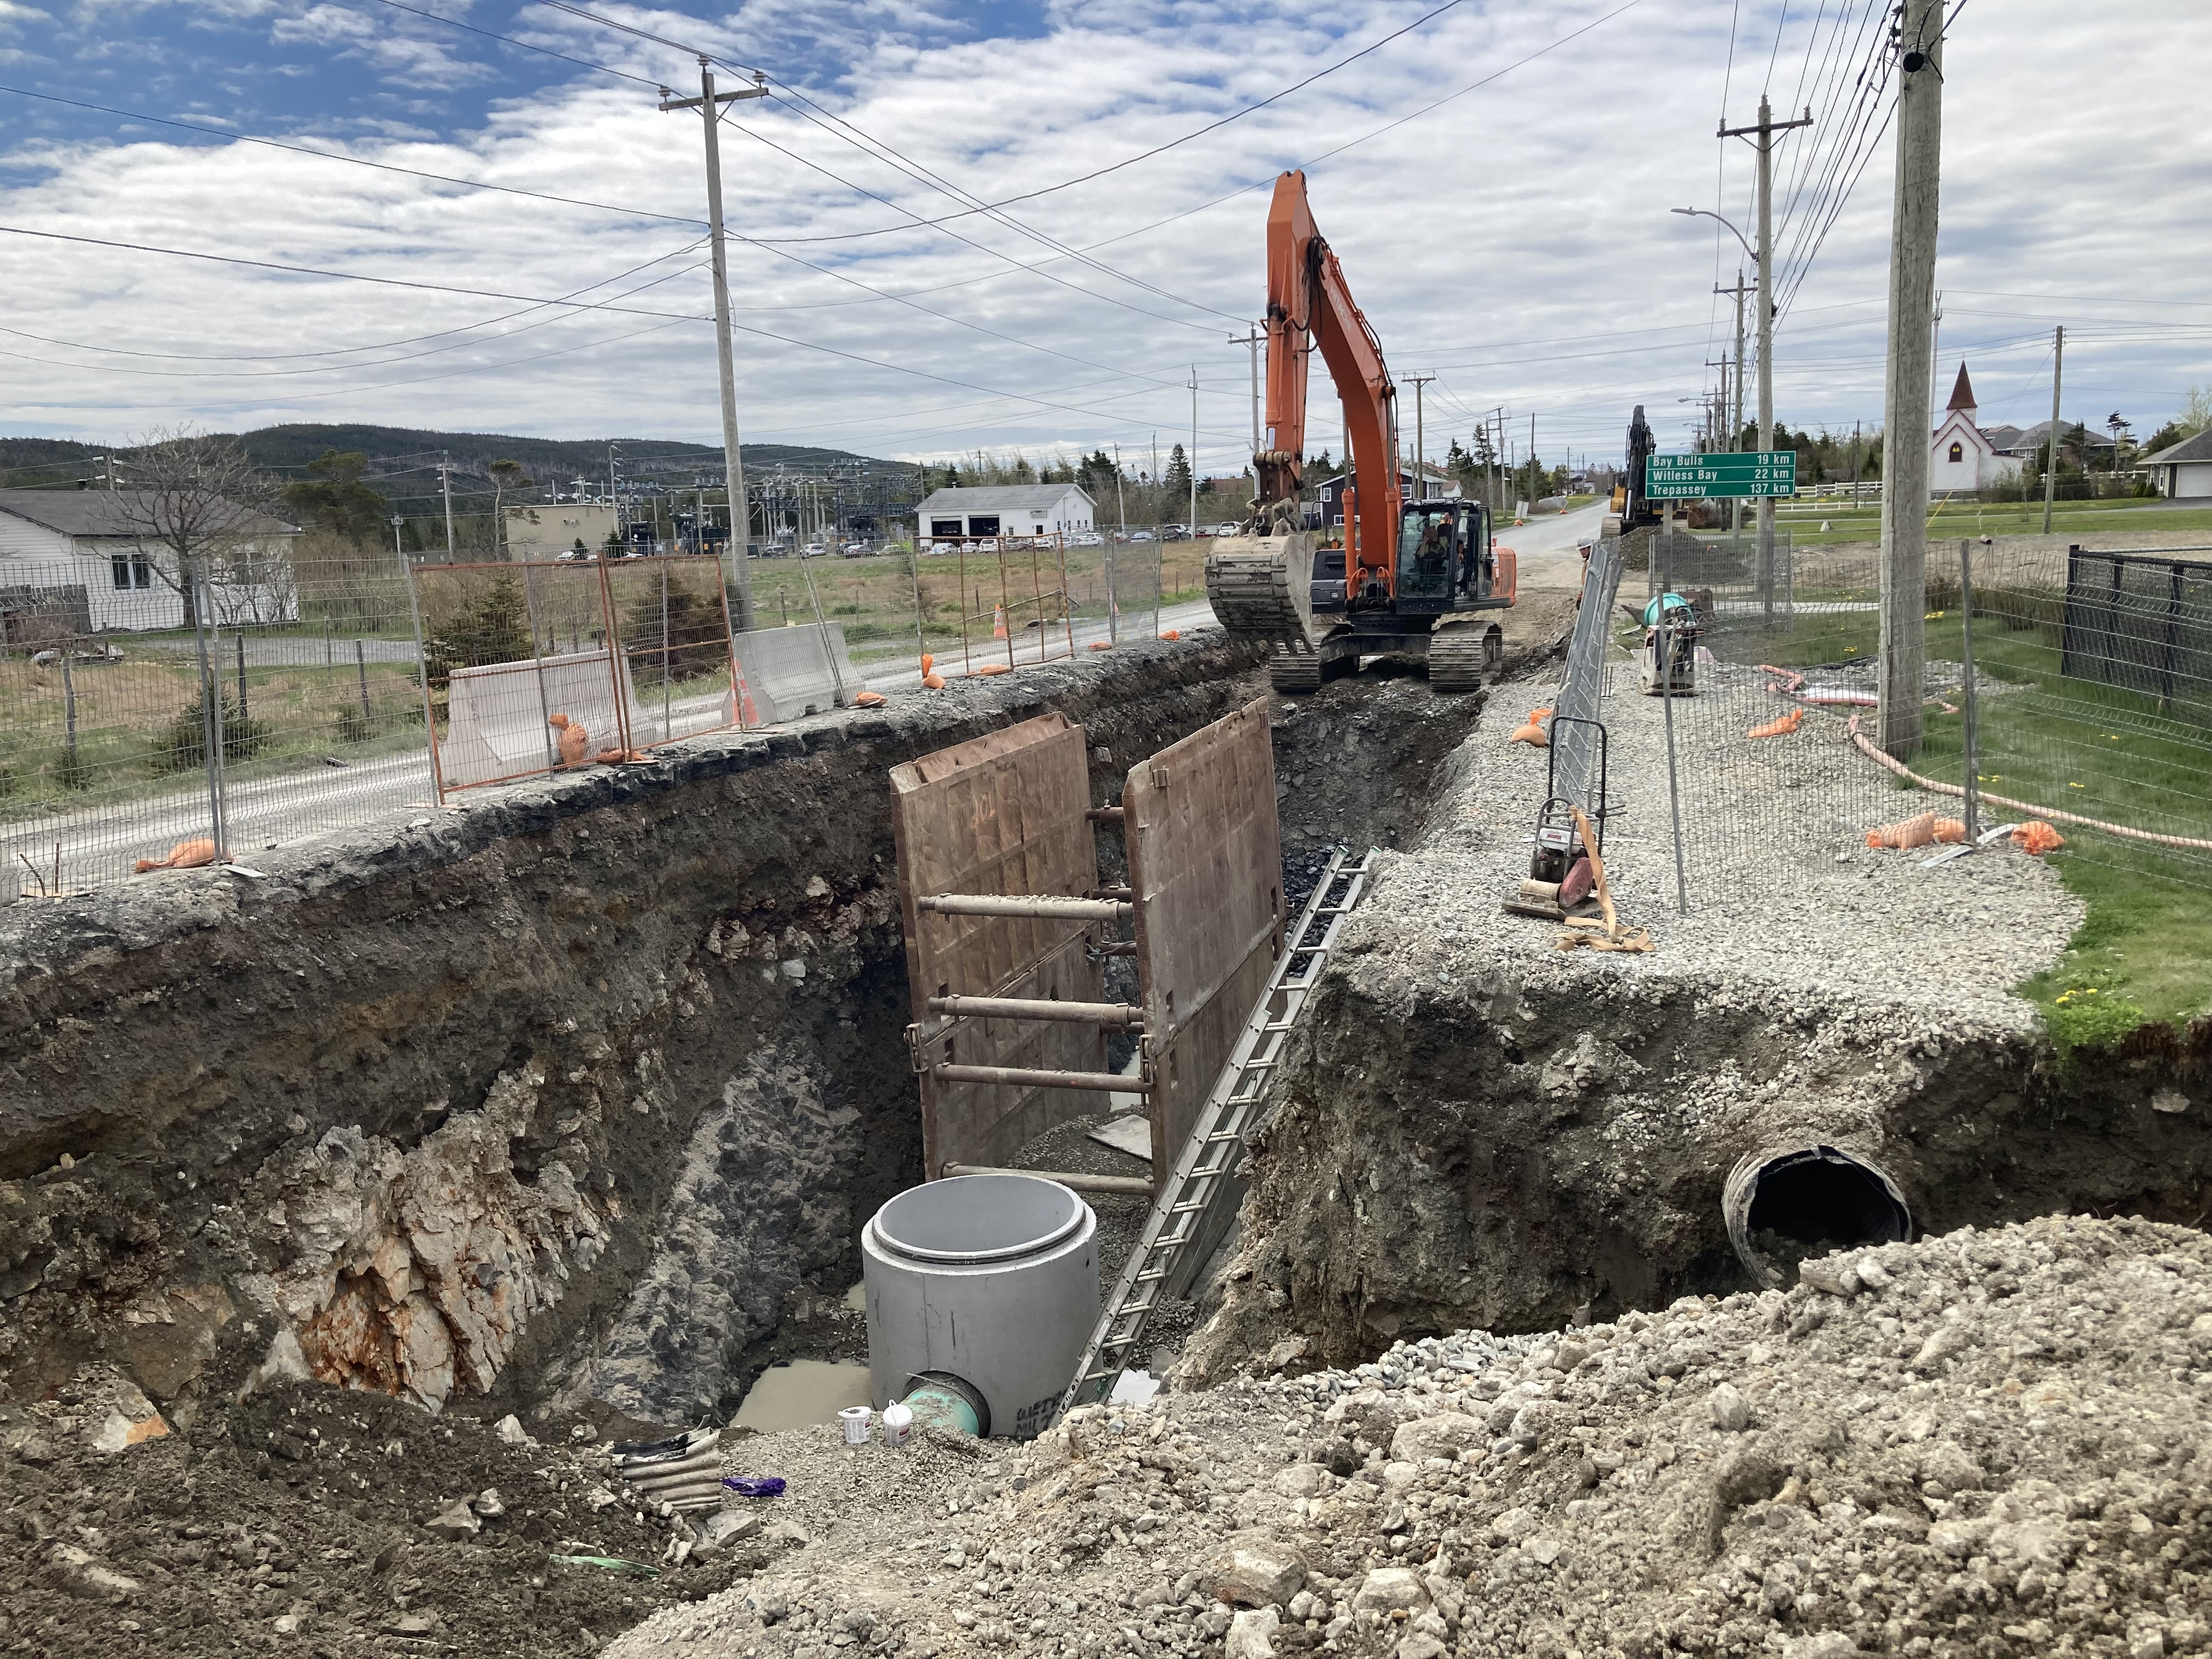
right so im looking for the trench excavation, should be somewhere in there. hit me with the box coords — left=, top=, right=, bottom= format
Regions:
left=2, top=630, right=2206, bottom=1658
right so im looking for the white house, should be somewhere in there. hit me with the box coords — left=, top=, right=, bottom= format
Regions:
left=0, top=489, right=301, bottom=634
left=1928, top=364, right=2018, bottom=494
left=2140, top=428, right=2212, bottom=500
left=916, top=484, right=1094, bottom=543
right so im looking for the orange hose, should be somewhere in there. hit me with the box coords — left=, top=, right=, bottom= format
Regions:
left=1846, top=714, right=2212, bottom=853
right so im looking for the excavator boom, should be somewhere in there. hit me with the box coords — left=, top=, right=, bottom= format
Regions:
left=1254, top=172, right=1400, bottom=591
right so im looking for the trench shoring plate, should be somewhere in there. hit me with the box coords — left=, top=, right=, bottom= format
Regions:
left=1125, top=696, right=1285, bottom=1198
left=890, top=713, right=1108, bottom=1177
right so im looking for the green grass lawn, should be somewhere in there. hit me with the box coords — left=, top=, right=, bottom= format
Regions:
left=1709, top=597, right=2212, bottom=1045
left=1771, top=496, right=2212, bottom=549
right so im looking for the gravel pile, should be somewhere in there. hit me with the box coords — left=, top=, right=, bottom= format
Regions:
left=607, top=1214, right=2212, bottom=1659
left=1406, top=655, right=2081, bottom=1032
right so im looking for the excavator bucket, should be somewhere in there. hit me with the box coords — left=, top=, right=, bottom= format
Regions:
left=1204, top=531, right=1317, bottom=650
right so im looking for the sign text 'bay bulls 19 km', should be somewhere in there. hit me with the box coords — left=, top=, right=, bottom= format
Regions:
left=1644, top=451, right=1798, bottom=499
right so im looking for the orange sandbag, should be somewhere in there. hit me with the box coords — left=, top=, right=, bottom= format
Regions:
left=1866, top=810, right=1938, bottom=850
left=549, top=713, right=590, bottom=767
left=1088, top=641, right=1113, bottom=651
left=2012, top=820, right=2066, bottom=855
left=1748, top=706, right=1807, bottom=739
left=921, top=672, right=946, bottom=690
left=919, top=653, right=934, bottom=674
left=593, top=747, right=648, bottom=764
left=1508, top=707, right=1553, bottom=747
left=854, top=691, right=886, bottom=707
left=1932, top=818, right=1967, bottom=844
left=973, top=663, right=1011, bottom=677
left=1159, top=629, right=1181, bottom=641
left=134, top=837, right=221, bottom=873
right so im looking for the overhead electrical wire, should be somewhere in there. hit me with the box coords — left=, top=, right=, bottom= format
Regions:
left=0, top=222, right=1255, bottom=436
left=0, top=84, right=708, bottom=227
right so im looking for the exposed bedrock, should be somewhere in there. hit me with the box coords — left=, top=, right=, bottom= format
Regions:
left=0, top=637, right=1263, bottom=1429
left=1182, top=860, right=2211, bottom=1388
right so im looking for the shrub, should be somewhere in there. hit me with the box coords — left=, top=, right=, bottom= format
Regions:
left=157, top=684, right=269, bottom=772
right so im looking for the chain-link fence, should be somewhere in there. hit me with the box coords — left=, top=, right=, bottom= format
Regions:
left=1, top=550, right=430, bottom=894
left=0, top=546, right=766, bottom=896
left=1635, top=535, right=2212, bottom=900
left=896, top=538, right=1177, bottom=678
left=415, top=554, right=746, bottom=794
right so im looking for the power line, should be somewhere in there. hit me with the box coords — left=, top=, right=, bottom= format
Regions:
left=364, top=0, right=662, bottom=87
left=0, top=84, right=708, bottom=227
left=0, top=222, right=1254, bottom=436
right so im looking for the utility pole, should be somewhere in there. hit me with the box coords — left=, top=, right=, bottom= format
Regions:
left=1407, top=374, right=1434, bottom=501
left=1720, top=95, right=1813, bottom=613
left=1189, top=365, right=1200, bottom=533
left=1717, top=269, right=1753, bottom=532
left=440, top=453, right=455, bottom=561
left=2041, top=325, right=2064, bottom=534
left=1111, top=442, right=1127, bottom=533
left=1230, top=325, right=1263, bottom=465
left=661, top=61, right=770, bottom=630
left=1874, top=2, right=1944, bottom=758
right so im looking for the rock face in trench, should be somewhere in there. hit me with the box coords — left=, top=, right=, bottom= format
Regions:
left=0, top=638, right=1263, bottom=1429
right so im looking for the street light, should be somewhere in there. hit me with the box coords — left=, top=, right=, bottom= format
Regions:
left=1671, top=206, right=1756, bottom=264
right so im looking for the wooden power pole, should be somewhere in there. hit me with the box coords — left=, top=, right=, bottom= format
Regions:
left=1876, top=1, right=1946, bottom=759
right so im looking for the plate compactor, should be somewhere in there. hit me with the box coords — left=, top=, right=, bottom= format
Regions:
left=1633, top=591, right=1702, bottom=697
left=1503, top=714, right=1610, bottom=924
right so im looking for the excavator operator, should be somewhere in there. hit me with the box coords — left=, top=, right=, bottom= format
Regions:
left=1414, top=516, right=1451, bottom=578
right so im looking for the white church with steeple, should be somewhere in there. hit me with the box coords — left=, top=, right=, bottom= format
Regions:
left=1928, top=363, right=2019, bottom=494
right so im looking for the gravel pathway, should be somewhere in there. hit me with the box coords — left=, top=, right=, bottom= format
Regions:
left=1384, top=650, right=2082, bottom=1034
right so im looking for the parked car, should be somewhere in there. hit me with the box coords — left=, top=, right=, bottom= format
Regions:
left=1214, top=522, right=1244, bottom=537
left=1128, top=529, right=1156, bottom=542
left=838, top=541, right=870, bottom=557
left=802, top=543, right=827, bottom=558
left=1071, top=532, right=1104, bottom=547
left=1160, top=524, right=1191, bottom=543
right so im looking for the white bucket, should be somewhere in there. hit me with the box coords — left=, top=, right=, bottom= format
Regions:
left=880, top=1401, right=913, bottom=1449
left=838, top=1405, right=874, bottom=1446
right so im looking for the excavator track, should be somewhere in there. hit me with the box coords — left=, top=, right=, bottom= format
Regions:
left=1426, top=622, right=1502, bottom=692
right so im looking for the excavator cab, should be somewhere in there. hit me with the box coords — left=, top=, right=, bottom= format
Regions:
left=1394, top=500, right=1493, bottom=614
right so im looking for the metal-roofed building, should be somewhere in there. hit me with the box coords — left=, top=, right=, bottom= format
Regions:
left=916, top=484, right=1094, bottom=544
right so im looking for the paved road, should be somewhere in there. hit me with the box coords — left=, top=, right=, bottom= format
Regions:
left=1498, top=500, right=1613, bottom=590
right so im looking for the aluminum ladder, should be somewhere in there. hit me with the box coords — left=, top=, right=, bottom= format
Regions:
left=1056, top=845, right=1379, bottom=1418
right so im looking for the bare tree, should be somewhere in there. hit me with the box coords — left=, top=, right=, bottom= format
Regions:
left=109, top=428, right=289, bottom=629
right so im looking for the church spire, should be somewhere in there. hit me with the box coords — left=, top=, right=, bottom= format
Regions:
left=1947, top=362, right=1978, bottom=415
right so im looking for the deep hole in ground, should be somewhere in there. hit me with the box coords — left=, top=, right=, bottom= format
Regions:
left=2, top=631, right=2206, bottom=1659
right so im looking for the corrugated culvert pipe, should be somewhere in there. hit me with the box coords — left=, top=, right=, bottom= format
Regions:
left=862, top=1173, right=1097, bottom=1440
left=1723, top=1143, right=1912, bottom=1289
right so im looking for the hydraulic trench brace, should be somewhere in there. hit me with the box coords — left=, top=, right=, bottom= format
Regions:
left=1054, top=847, right=1380, bottom=1422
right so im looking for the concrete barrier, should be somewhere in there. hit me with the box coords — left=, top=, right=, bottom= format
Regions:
left=441, top=647, right=648, bottom=789
left=733, top=623, right=858, bottom=724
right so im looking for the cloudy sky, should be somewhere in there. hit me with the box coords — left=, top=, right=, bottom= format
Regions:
left=1, top=0, right=2207, bottom=477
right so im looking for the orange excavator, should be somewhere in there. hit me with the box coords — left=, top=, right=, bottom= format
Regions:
left=1206, top=171, right=1516, bottom=692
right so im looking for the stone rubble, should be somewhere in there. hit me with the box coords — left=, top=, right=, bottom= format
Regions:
left=609, top=1214, right=2212, bottom=1659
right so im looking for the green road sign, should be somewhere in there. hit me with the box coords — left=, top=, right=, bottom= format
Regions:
left=1645, top=451, right=1797, bottom=499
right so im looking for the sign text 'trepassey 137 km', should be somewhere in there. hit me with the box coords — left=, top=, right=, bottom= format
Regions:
left=1644, top=452, right=1797, bottom=499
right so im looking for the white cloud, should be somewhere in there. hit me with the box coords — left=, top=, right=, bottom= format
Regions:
left=1, top=0, right=2208, bottom=468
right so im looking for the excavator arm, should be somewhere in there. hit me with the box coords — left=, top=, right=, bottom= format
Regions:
left=1253, top=171, right=1401, bottom=596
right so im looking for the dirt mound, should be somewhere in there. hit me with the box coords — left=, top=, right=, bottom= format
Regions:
left=607, top=1214, right=2212, bottom=1659
left=0, top=1378, right=764, bottom=1657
